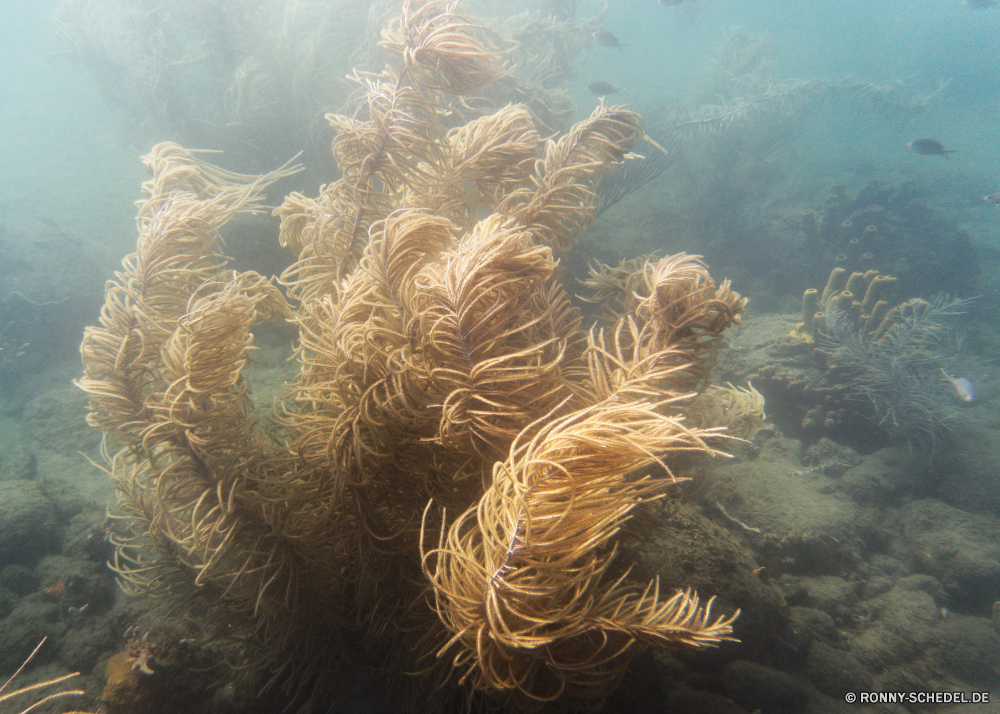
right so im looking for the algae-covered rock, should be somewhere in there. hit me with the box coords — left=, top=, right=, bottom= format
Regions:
left=711, top=436, right=864, bottom=574
left=785, top=606, right=838, bottom=653
left=848, top=581, right=941, bottom=670
left=633, top=502, right=786, bottom=651
left=838, top=448, right=923, bottom=505
left=782, top=575, right=860, bottom=623
left=0, top=480, right=58, bottom=562
left=926, top=614, right=1000, bottom=686
left=0, top=436, right=36, bottom=481
left=805, top=641, right=872, bottom=697
left=723, top=659, right=810, bottom=713
left=900, top=498, right=1000, bottom=609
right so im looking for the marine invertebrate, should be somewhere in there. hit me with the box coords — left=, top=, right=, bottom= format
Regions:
left=123, top=627, right=158, bottom=676
left=0, top=637, right=92, bottom=714
left=794, top=266, right=898, bottom=340
left=778, top=264, right=971, bottom=449
left=821, top=293, right=972, bottom=451
left=77, top=1, right=761, bottom=709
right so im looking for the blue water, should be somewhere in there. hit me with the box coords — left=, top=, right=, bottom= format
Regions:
left=1, top=1, right=998, bottom=712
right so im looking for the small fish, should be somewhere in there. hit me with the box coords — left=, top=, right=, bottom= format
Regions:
left=588, top=82, right=623, bottom=96
left=659, top=0, right=688, bottom=5
left=964, top=0, right=998, bottom=8
left=592, top=30, right=626, bottom=52
left=942, top=369, right=975, bottom=402
left=984, top=193, right=1000, bottom=205
left=907, top=138, right=956, bottom=159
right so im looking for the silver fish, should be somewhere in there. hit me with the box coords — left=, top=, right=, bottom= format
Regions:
left=592, top=30, right=626, bottom=52
left=942, top=369, right=975, bottom=402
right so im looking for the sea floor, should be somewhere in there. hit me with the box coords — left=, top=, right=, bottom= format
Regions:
left=0, top=309, right=997, bottom=713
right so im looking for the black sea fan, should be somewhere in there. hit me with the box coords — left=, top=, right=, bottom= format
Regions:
left=821, top=294, right=972, bottom=452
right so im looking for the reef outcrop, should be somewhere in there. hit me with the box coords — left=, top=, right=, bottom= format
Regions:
left=77, top=2, right=764, bottom=710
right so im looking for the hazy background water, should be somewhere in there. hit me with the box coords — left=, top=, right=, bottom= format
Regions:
left=1, top=0, right=141, bottom=259
left=3, top=0, right=997, bottom=280
left=2, top=0, right=997, bottom=307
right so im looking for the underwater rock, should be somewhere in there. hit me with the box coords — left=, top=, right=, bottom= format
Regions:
left=22, top=384, right=102, bottom=457
left=848, top=577, right=942, bottom=670
left=801, top=437, right=862, bottom=475
left=838, top=448, right=924, bottom=505
left=0, top=597, right=59, bottom=672
left=0, top=480, right=58, bottom=563
left=0, top=563, right=38, bottom=595
left=891, top=573, right=948, bottom=601
left=935, top=423, right=1000, bottom=515
left=805, top=641, right=872, bottom=698
left=782, top=575, right=860, bottom=623
left=34, top=554, right=116, bottom=613
left=711, top=436, right=865, bottom=574
left=664, top=685, right=752, bottom=714
left=866, top=553, right=909, bottom=579
left=926, top=614, right=1000, bottom=686
left=784, top=606, right=838, bottom=654
left=860, top=575, right=895, bottom=600
left=900, top=499, right=1000, bottom=610
left=61, top=616, right=116, bottom=672
left=633, top=502, right=786, bottom=651
left=0, top=586, right=15, bottom=619
left=61, top=511, right=114, bottom=563
left=722, top=659, right=810, bottom=713
left=0, top=437, right=36, bottom=481
left=34, top=477, right=95, bottom=522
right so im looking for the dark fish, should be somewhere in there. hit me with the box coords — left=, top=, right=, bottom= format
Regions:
left=907, top=138, right=956, bottom=159
left=984, top=193, right=1000, bottom=205
left=592, top=30, right=626, bottom=52
left=964, top=0, right=998, bottom=8
left=588, top=82, right=623, bottom=95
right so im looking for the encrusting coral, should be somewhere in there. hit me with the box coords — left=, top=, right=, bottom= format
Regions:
left=77, top=1, right=763, bottom=710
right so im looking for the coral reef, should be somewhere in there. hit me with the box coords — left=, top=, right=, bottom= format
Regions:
left=632, top=424, right=1000, bottom=712
left=820, top=292, right=972, bottom=451
left=725, top=262, right=972, bottom=451
left=798, top=181, right=979, bottom=298
left=77, top=2, right=764, bottom=710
